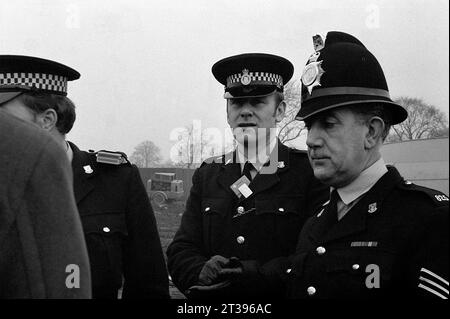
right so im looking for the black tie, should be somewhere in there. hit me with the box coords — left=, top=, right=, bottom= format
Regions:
left=317, top=189, right=340, bottom=237
left=242, top=161, right=254, bottom=181
left=328, top=189, right=340, bottom=219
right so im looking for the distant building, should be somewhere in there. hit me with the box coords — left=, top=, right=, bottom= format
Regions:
left=381, top=138, right=449, bottom=195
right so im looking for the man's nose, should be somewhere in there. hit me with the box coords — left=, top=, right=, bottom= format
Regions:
left=306, top=123, right=323, bottom=149
left=240, top=104, right=253, bottom=119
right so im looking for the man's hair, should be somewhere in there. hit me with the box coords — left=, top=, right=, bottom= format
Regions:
left=274, top=90, right=284, bottom=106
left=348, top=103, right=392, bottom=141
left=17, top=92, right=76, bottom=134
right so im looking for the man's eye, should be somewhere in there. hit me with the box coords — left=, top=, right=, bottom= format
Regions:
left=251, top=99, right=264, bottom=105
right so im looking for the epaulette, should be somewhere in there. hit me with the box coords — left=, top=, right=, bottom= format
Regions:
left=399, top=180, right=449, bottom=206
left=89, top=149, right=130, bottom=165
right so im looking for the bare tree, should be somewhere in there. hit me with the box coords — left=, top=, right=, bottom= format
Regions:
left=130, top=140, right=162, bottom=168
left=387, top=97, right=449, bottom=142
left=173, top=123, right=234, bottom=168
left=278, top=80, right=305, bottom=143
left=174, top=124, right=212, bottom=168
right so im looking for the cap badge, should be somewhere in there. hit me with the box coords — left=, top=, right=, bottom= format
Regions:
left=83, top=165, right=93, bottom=174
left=301, top=61, right=325, bottom=94
left=240, top=69, right=251, bottom=86
left=307, top=51, right=320, bottom=63
left=313, top=34, right=325, bottom=52
left=368, top=202, right=377, bottom=214
left=307, top=34, right=325, bottom=63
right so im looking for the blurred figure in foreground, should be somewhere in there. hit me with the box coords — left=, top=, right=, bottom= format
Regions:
left=0, top=109, right=91, bottom=298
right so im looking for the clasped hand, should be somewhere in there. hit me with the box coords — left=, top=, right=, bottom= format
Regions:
left=198, top=255, right=242, bottom=285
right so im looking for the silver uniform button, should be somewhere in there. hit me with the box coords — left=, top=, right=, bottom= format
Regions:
left=286, top=268, right=292, bottom=274
left=278, top=207, right=285, bottom=213
left=237, top=236, right=245, bottom=244
left=205, top=207, right=210, bottom=212
left=352, top=264, right=360, bottom=270
left=103, top=227, right=111, bottom=233
left=316, top=246, right=326, bottom=255
left=237, top=206, right=245, bottom=214
left=307, top=286, right=316, bottom=296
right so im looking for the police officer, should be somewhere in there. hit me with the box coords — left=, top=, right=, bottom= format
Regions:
left=286, top=31, right=449, bottom=299
left=0, top=55, right=169, bottom=299
left=167, top=53, right=328, bottom=298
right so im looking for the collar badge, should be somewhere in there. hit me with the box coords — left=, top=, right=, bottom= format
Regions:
left=83, top=165, right=93, bottom=174
left=368, top=202, right=377, bottom=214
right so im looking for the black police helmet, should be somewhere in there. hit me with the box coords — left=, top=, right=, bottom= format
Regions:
left=296, top=31, right=407, bottom=124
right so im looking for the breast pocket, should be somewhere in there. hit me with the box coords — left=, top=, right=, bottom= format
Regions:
left=81, top=211, right=128, bottom=289
left=201, top=198, right=229, bottom=255
left=256, top=195, right=305, bottom=255
left=325, top=248, right=396, bottom=297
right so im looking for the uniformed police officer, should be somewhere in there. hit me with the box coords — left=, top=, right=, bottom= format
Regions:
left=166, top=53, right=328, bottom=298
left=0, top=55, right=169, bottom=299
left=286, top=31, right=449, bottom=299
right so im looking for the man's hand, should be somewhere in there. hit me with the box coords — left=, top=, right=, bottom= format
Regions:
left=198, top=255, right=241, bottom=285
left=218, top=267, right=243, bottom=276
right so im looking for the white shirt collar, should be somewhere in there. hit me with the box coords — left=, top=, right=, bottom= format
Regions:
left=236, top=135, right=277, bottom=171
left=66, top=141, right=73, bottom=163
left=334, top=158, right=388, bottom=205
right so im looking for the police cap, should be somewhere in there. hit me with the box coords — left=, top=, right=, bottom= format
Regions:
left=0, top=55, right=80, bottom=105
left=296, top=31, right=407, bottom=124
left=212, top=53, right=294, bottom=99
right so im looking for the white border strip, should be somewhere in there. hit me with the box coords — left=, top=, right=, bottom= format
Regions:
left=420, top=276, right=449, bottom=295
left=421, top=268, right=449, bottom=286
left=418, top=283, right=448, bottom=299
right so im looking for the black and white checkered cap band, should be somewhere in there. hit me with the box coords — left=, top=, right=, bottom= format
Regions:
left=0, top=73, right=68, bottom=93
left=227, top=71, right=283, bottom=88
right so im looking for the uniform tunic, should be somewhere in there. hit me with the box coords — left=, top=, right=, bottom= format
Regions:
left=287, top=166, right=449, bottom=299
left=167, top=142, right=328, bottom=297
left=69, top=142, right=169, bottom=299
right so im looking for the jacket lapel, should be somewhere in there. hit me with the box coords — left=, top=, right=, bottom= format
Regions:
left=249, top=141, right=289, bottom=196
left=69, top=141, right=95, bottom=204
left=216, top=151, right=242, bottom=196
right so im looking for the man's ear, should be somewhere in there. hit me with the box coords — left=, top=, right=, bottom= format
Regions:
left=364, top=116, right=385, bottom=149
left=37, top=108, right=58, bottom=131
left=226, top=101, right=231, bottom=126
left=275, top=100, right=286, bottom=123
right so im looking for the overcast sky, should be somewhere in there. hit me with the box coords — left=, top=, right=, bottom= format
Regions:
left=1, top=0, right=448, bottom=160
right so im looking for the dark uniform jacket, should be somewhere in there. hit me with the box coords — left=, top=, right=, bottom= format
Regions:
left=287, top=166, right=449, bottom=299
left=0, top=111, right=91, bottom=298
left=167, top=142, right=328, bottom=298
left=70, top=142, right=169, bottom=299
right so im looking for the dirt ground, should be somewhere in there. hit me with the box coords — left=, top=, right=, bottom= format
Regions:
left=153, top=200, right=186, bottom=299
